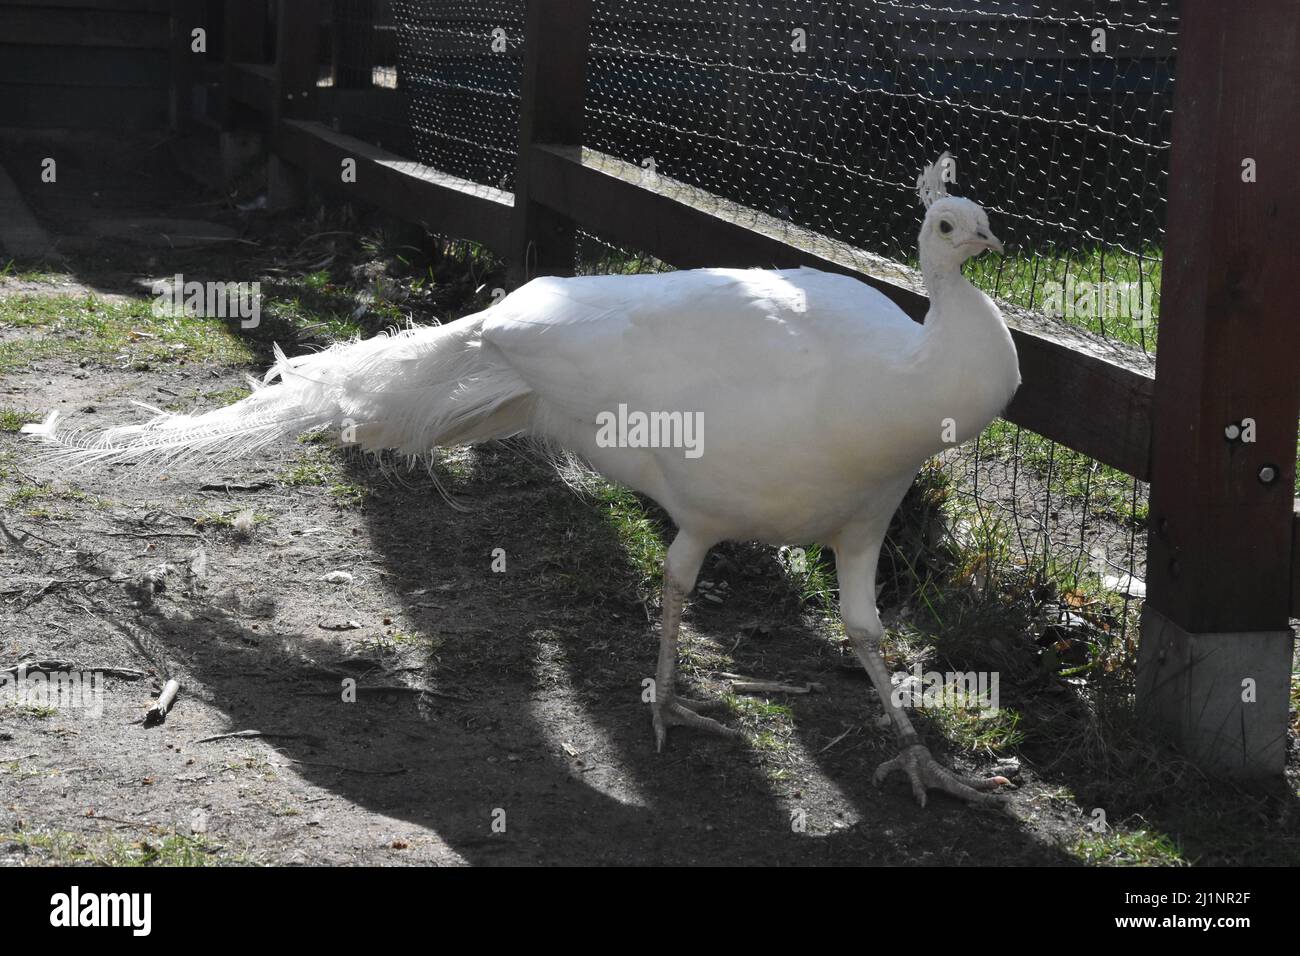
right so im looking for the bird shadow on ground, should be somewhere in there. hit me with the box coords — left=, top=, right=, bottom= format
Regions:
left=179, top=442, right=1073, bottom=866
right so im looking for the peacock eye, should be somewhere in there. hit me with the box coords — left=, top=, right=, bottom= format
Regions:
left=938, top=220, right=953, bottom=235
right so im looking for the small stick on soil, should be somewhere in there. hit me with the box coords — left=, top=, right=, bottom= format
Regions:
left=192, top=730, right=314, bottom=745
left=730, top=680, right=823, bottom=695
left=104, top=530, right=203, bottom=539
left=816, top=726, right=862, bottom=755
left=0, top=659, right=147, bottom=681
left=144, top=679, right=181, bottom=725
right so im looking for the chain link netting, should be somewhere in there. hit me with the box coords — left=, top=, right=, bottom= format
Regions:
left=391, top=0, right=524, bottom=189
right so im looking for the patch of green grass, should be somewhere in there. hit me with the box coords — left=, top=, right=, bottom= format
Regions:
left=301, top=268, right=333, bottom=292
left=260, top=264, right=411, bottom=343
left=0, top=408, right=41, bottom=433
left=590, top=481, right=667, bottom=589
left=1071, top=827, right=1187, bottom=866
left=0, top=259, right=61, bottom=283
left=264, top=291, right=363, bottom=341
left=356, top=629, right=442, bottom=656
left=964, top=246, right=1162, bottom=349
left=749, top=730, right=791, bottom=752
left=0, top=758, right=49, bottom=777
left=676, top=638, right=730, bottom=676
left=729, top=694, right=795, bottom=721
left=726, top=694, right=796, bottom=752
left=781, top=542, right=837, bottom=615
left=0, top=703, right=58, bottom=719
left=926, top=700, right=1025, bottom=755
left=977, top=420, right=1146, bottom=524
left=3, top=484, right=111, bottom=518
left=280, top=448, right=366, bottom=505
left=204, top=385, right=253, bottom=406
left=160, top=384, right=253, bottom=413
left=193, top=508, right=271, bottom=530
left=0, top=294, right=255, bottom=373
left=389, top=629, right=437, bottom=647
left=1, top=829, right=232, bottom=866
left=280, top=456, right=335, bottom=487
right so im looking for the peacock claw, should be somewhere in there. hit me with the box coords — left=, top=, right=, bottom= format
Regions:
left=873, top=744, right=1012, bottom=810
left=653, top=696, right=740, bottom=751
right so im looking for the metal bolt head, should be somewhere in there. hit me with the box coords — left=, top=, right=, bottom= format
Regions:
left=1258, top=465, right=1277, bottom=484
left=1224, top=423, right=1241, bottom=440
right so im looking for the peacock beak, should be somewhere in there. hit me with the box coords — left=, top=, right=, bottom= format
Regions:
left=976, top=230, right=1004, bottom=254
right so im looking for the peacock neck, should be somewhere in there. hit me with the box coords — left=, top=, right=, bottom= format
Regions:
left=915, top=259, right=1020, bottom=442
left=919, top=261, right=989, bottom=344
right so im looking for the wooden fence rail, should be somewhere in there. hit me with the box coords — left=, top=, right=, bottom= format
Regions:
left=199, top=0, right=1298, bottom=778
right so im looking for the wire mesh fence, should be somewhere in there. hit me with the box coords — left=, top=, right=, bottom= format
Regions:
left=385, top=0, right=1178, bottom=644
left=391, top=0, right=524, bottom=190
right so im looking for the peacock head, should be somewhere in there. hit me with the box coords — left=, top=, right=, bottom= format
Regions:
left=915, top=153, right=1003, bottom=271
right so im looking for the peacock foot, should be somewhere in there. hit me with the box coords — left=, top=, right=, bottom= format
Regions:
left=873, top=744, right=1012, bottom=810
left=652, top=695, right=740, bottom=751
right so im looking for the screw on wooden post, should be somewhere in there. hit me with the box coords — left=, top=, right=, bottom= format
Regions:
left=1138, top=0, right=1300, bottom=779
left=508, top=0, right=594, bottom=287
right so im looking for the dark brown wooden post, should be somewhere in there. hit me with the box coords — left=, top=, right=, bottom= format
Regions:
left=217, top=1, right=268, bottom=186
left=273, top=0, right=322, bottom=123
left=221, top=0, right=267, bottom=126
left=1138, top=0, right=1300, bottom=778
left=509, top=0, right=594, bottom=285
left=170, top=0, right=204, bottom=131
left=331, top=0, right=376, bottom=89
left=268, top=0, right=322, bottom=208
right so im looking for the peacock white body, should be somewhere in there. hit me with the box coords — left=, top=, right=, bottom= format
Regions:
left=28, top=154, right=1021, bottom=808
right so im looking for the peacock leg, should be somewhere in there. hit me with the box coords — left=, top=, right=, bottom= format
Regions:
left=847, top=626, right=1011, bottom=809
left=651, top=534, right=740, bottom=751
left=836, top=535, right=1011, bottom=809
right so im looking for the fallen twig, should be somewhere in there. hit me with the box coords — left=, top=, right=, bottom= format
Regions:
left=729, top=680, right=824, bottom=695
left=0, top=659, right=147, bottom=681
left=199, top=481, right=272, bottom=492
left=816, top=726, right=858, bottom=755
left=192, top=729, right=314, bottom=745
left=104, top=530, right=202, bottom=539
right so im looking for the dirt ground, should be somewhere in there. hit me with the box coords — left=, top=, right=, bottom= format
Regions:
left=0, top=133, right=1295, bottom=867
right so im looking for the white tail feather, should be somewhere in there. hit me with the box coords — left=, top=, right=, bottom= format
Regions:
left=30, top=313, right=534, bottom=469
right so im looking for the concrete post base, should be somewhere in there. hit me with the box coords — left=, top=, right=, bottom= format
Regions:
left=1136, top=606, right=1294, bottom=779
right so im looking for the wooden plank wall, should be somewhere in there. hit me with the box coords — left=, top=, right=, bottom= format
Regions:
left=0, top=0, right=174, bottom=129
